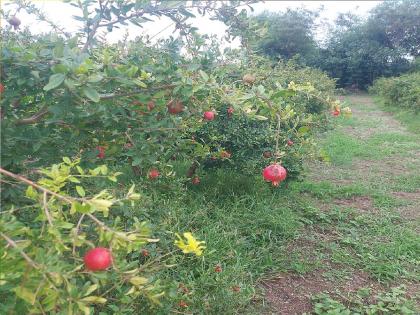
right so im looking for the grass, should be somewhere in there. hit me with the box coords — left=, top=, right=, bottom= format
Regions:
left=114, top=94, right=420, bottom=314
left=373, top=95, right=420, bottom=134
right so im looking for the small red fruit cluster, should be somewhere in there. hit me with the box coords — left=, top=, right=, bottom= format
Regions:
left=263, top=164, right=287, bottom=186
left=332, top=110, right=340, bottom=116
left=96, top=146, right=105, bottom=159
left=84, top=247, right=112, bottom=271
left=0, top=83, right=5, bottom=93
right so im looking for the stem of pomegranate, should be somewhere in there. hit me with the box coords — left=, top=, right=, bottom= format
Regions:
left=275, top=113, right=281, bottom=163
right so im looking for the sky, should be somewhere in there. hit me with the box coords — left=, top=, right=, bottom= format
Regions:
left=2, top=1, right=382, bottom=46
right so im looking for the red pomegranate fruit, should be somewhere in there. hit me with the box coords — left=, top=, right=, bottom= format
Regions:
left=0, top=83, right=4, bottom=93
left=243, top=74, right=256, bottom=85
left=227, top=107, right=234, bottom=117
left=203, top=111, right=215, bottom=121
left=167, top=100, right=184, bottom=114
left=191, top=176, right=200, bottom=185
left=96, top=146, right=105, bottom=159
left=220, top=151, right=231, bottom=158
left=262, top=164, right=287, bottom=186
left=8, top=16, right=21, bottom=29
left=148, top=168, right=160, bottom=179
left=332, top=110, right=340, bottom=116
left=287, top=140, right=294, bottom=146
left=147, top=101, right=155, bottom=111
left=84, top=247, right=112, bottom=271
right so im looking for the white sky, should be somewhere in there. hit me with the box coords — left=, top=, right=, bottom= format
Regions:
left=2, top=1, right=381, bottom=45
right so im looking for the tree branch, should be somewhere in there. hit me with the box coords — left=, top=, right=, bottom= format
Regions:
left=0, top=232, right=40, bottom=269
left=15, top=105, right=49, bottom=125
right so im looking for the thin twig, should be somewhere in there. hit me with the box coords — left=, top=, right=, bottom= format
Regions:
left=0, top=232, right=40, bottom=269
left=43, top=191, right=54, bottom=226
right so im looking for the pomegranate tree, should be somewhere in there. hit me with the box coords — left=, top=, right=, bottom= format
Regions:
left=263, top=164, right=287, bottom=186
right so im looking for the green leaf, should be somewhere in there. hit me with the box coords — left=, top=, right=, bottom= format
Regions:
left=298, top=126, right=310, bottom=135
left=62, top=157, right=71, bottom=164
left=83, top=87, right=100, bottom=102
left=76, top=186, right=86, bottom=197
left=84, top=284, right=99, bottom=296
left=25, top=186, right=38, bottom=199
left=43, top=73, right=65, bottom=91
left=199, top=70, right=209, bottom=82
left=14, top=287, right=36, bottom=305
left=254, top=115, right=269, bottom=121
left=70, top=202, right=92, bottom=214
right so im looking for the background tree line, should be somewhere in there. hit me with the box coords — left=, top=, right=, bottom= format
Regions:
left=251, top=0, right=420, bottom=89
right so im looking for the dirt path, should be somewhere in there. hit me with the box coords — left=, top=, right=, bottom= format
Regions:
left=260, top=94, right=420, bottom=314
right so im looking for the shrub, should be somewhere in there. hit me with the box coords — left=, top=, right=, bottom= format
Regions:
left=0, top=1, right=343, bottom=313
left=370, top=72, right=420, bottom=113
left=0, top=159, right=207, bottom=313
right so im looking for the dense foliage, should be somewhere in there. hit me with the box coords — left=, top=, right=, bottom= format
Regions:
left=370, top=71, right=420, bottom=113
left=0, top=0, right=342, bottom=313
left=252, top=0, right=419, bottom=89
left=250, top=8, right=320, bottom=65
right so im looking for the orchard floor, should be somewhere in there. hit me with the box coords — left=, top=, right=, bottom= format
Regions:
left=258, top=94, right=420, bottom=314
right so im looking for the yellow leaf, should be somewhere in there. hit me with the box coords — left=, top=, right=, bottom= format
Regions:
left=130, top=276, right=148, bottom=286
left=14, top=287, right=36, bottom=305
left=80, top=296, right=107, bottom=304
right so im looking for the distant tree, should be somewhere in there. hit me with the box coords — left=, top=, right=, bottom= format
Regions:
left=251, top=8, right=320, bottom=64
left=315, top=1, right=416, bottom=89
left=368, top=0, right=420, bottom=57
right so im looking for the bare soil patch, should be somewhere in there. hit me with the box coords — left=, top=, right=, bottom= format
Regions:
left=392, top=190, right=420, bottom=221
left=334, top=196, right=374, bottom=212
left=261, top=270, right=381, bottom=315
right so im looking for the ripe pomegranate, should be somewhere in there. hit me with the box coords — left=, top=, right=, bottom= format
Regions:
left=231, top=286, right=241, bottom=292
left=84, top=247, right=112, bottom=271
left=263, top=151, right=272, bottom=158
left=191, top=176, right=200, bottom=185
left=178, top=300, right=188, bottom=308
left=332, top=110, right=340, bottom=116
left=148, top=168, right=160, bottom=179
left=263, top=164, right=287, bottom=186
left=227, top=107, right=234, bottom=117
left=203, top=111, right=215, bottom=121
left=287, top=140, right=294, bottom=146
left=141, top=249, right=149, bottom=257
left=147, top=100, right=155, bottom=111
left=96, top=146, right=105, bottom=159
left=8, top=16, right=21, bottom=29
left=220, top=151, right=231, bottom=158
left=167, top=99, right=184, bottom=114
left=214, top=265, right=222, bottom=273
left=243, top=74, right=256, bottom=85
left=0, top=83, right=4, bottom=93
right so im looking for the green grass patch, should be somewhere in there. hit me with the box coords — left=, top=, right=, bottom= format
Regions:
left=373, top=96, right=420, bottom=134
